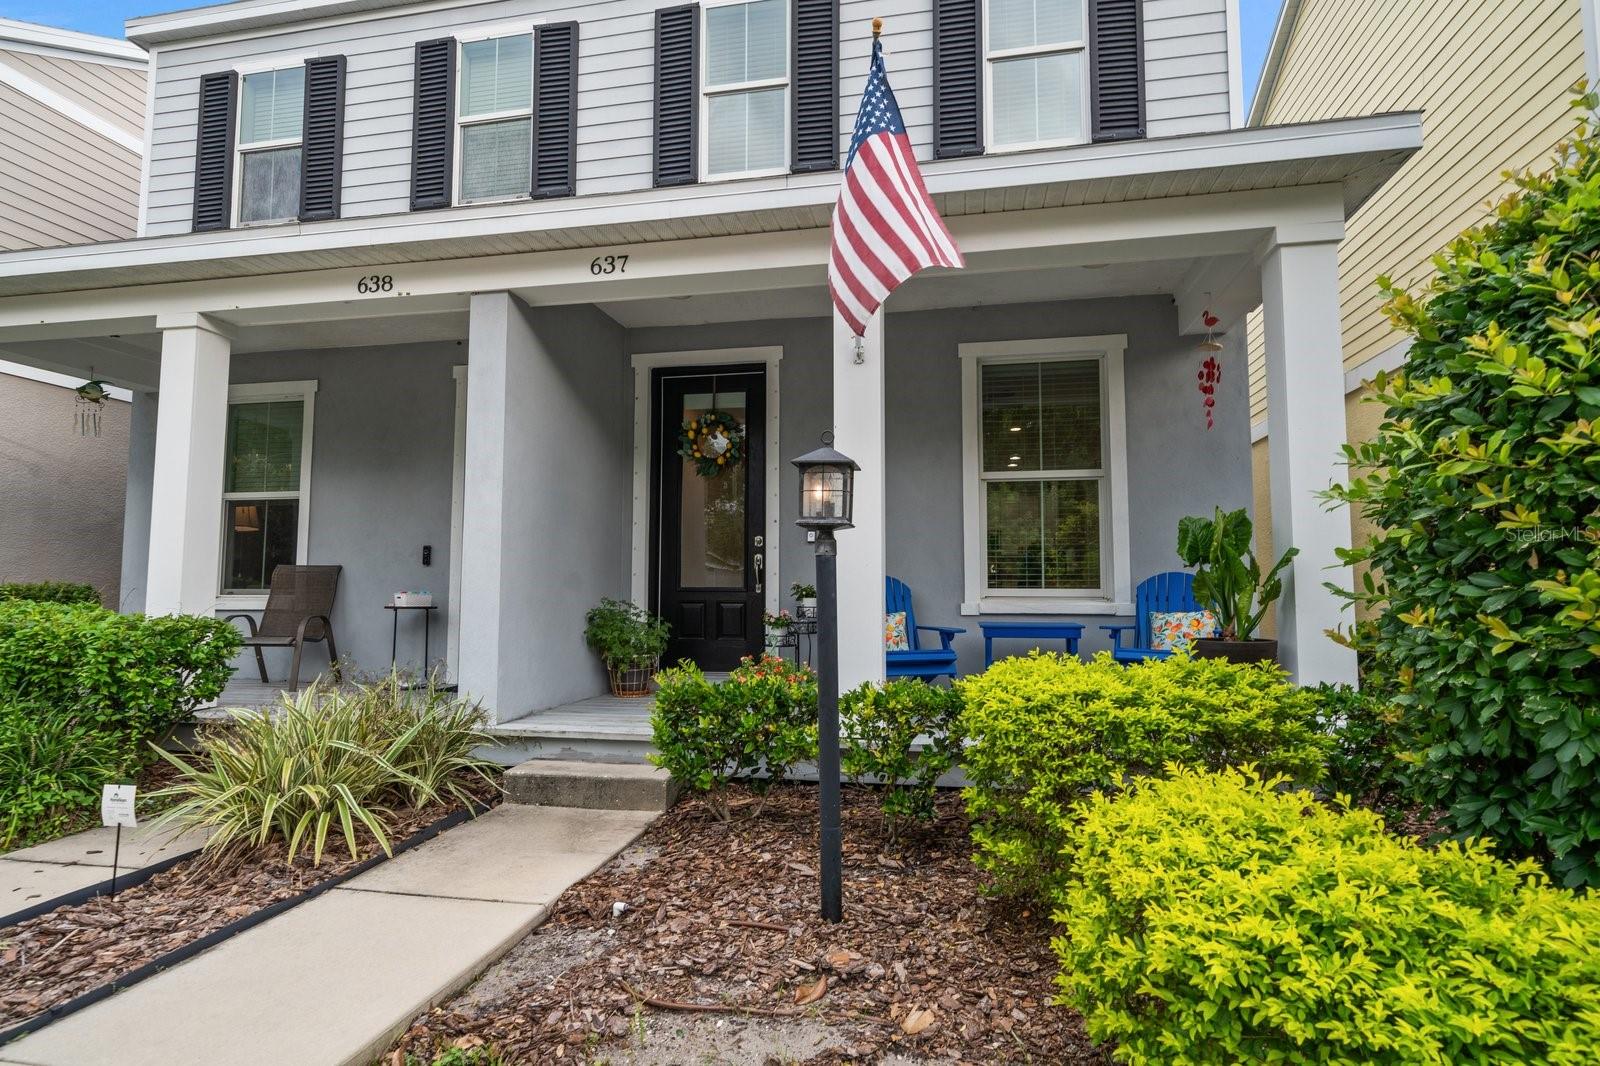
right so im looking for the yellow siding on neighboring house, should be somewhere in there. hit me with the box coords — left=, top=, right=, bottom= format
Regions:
left=1248, top=0, right=1587, bottom=426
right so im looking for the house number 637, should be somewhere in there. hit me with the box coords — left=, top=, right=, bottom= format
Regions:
left=356, top=274, right=394, bottom=293
left=590, top=254, right=628, bottom=275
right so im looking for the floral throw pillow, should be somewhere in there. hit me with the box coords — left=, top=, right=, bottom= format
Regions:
left=1149, top=610, right=1219, bottom=652
left=884, top=611, right=911, bottom=652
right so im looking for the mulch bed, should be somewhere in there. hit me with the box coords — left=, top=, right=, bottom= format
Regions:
left=0, top=778, right=501, bottom=1032
left=391, top=784, right=1103, bottom=1065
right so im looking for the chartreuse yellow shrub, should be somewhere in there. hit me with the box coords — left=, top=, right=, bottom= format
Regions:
left=957, top=652, right=1327, bottom=900
left=1055, top=767, right=1600, bottom=1065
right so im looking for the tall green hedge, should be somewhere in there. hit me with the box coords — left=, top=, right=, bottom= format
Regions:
left=1330, top=95, right=1600, bottom=886
left=0, top=601, right=240, bottom=751
left=0, top=582, right=100, bottom=606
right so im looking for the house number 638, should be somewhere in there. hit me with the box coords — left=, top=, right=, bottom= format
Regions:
left=356, top=274, right=394, bottom=294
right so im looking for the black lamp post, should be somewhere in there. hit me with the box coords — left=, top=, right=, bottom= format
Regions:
left=792, top=434, right=858, bottom=923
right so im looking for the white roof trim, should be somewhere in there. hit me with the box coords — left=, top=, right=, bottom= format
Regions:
left=1247, top=0, right=1304, bottom=127
left=0, top=18, right=146, bottom=65
left=0, top=111, right=1423, bottom=296
left=0, top=358, right=132, bottom=401
left=0, top=55, right=144, bottom=154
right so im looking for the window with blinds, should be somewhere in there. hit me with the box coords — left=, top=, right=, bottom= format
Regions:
left=986, top=0, right=1087, bottom=150
left=703, top=0, right=788, bottom=178
left=237, top=67, right=305, bottom=224
left=979, top=357, right=1105, bottom=594
left=457, top=34, right=533, bottom=202
left=222, top=399, right=307, bottom=592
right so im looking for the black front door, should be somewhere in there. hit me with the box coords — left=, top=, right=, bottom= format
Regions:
left=651, top=367, right=766, bottom=670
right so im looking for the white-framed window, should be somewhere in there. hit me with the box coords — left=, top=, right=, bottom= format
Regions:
left=960, top=337, right=1130, bottom=615
left=701, top=0, right=789, bottom=180
left=235, top=65, right=305, bottom=225
left=219, top=381, right=316, bottom=600
left=984, top=0, right=1089, bottom=151
left=455, top=31, right=534, bottom=204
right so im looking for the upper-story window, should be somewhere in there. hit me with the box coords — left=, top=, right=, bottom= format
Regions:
left=702, top=0, right=788, bottom=179
left=457, top=33, right=534, bottom=203
left=985, top=0, right=1088, bottom=150
left=237, top=67, right=305, bottom=224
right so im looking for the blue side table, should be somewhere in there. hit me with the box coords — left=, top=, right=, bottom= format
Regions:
left=979, top=620, right=1085, bottom=668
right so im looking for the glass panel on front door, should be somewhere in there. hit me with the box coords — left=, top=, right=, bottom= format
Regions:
left=654, top=369, right=765, bottom=671
left=678, top=390, right=747, bottom=589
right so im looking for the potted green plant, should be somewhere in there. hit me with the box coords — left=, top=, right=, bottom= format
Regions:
left=1175, top=507, right=1297, bottom=664
left=790, top=581, right=817, bottom=612
left=584, top=598, right=671, bottom=697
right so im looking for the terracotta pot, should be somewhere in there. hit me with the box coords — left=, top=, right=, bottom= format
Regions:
left=1190, top=637, right=1278, bottom=665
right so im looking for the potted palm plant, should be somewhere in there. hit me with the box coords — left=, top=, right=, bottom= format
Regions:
left=1175, top=507, right=1297, bottom=665
left=584, top=598, right=671, bottom=697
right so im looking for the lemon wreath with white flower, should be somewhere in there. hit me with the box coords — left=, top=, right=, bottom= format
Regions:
left=678, top=411, right=746, bottom=477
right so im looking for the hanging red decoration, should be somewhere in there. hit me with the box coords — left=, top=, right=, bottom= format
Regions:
left=1198, top=353, right=1222, bottom=430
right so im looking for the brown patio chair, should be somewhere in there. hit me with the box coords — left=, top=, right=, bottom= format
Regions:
left=224, top=564, right=342, bottom=692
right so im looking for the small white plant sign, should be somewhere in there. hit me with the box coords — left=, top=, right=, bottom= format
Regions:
left=101, top=783, right=137, bottom=828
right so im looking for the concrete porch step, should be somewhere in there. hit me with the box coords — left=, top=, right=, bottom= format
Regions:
left=504, top=758, right=680, bottom=812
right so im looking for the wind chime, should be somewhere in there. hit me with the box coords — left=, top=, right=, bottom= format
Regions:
left=677, top=377, right=747, bottom=477
left=74, top=373, right=111, bottom=438
left=1196, top=309, right=1223, bottom=430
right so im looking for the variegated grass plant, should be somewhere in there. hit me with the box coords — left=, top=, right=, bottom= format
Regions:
left=148, top=673, right=498, bottom=865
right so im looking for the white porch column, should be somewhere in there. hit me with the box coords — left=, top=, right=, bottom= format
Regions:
left=1260, top=240, right=1359, bottom=685
left=833, top=312, right=886, bottom=690
left=145, top=313, right=231, bottom=617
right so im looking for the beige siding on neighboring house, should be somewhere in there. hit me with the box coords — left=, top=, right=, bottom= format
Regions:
left=1247, top=0, right=1587, bottom=426
left=0, top=48, right=146, bottom=140
left=0, top=82, right=141, bottom=250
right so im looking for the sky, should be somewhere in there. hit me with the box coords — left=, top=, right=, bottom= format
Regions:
left=1, top=0, right=1287, bottom=109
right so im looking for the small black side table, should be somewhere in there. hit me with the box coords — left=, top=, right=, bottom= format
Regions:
left=385, top=603, right=438, bottom=675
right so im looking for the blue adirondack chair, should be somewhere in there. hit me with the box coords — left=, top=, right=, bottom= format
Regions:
left=885, top=575, right=966, bottom=680
left=1101, top=571, right=1200, bottom=664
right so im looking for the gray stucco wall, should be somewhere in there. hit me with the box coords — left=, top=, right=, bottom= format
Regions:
left=884, top=295, right=1253, bottom=673
left=228, top=341, right=463, bottom=682
left=0, top=372, right=129, bottom=608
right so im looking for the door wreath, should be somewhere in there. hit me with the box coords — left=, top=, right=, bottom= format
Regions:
left=678, top=410, right=746, bottom=477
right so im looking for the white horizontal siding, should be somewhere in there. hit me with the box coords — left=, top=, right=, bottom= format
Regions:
left=143, top=0, right=1237, bottom=235
left=1143, top=0, right=1232, bottom=137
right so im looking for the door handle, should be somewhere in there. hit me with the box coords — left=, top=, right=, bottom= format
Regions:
left=753, top=552, right=764, bottom=595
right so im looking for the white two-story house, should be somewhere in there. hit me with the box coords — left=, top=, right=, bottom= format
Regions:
left=0, top=0, right=1419, bottom=722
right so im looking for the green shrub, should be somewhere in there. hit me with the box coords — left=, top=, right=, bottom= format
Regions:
left=840, top=679, right=963, bottom=842
left=1309, top=681, right=1415, bottom=811
left=650, top=655, right=817, bottom=820
left=150, top=674, right=497, bottom=864
left=0, top=582, right=100, bottom=606
left=957, top=652, right=1328, bottom=900
left=1328, top=95, right=1600, bottom=886
left=0, top=601, right=240, bottom=751
left=0, top=702, right=126, bottom=849
left=1054, top=766, right=1600, bottom=1065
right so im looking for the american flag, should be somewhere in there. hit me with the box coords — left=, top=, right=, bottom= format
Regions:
left=829, top=38, right=964, bottom=336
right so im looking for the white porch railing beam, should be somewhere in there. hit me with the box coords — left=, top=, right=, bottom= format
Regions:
left=833, top=312, right=886, bottom=691
left=144, top=312, right=231, bottom=616
left=1259, top=240, right=1358, bottom=685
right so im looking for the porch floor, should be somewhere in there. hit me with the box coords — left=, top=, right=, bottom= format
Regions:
left=488, top=689, right=671, bottom=766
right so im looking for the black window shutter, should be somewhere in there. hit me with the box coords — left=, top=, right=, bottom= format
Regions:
left=532, top=22, right=579, bottom=198
left=192, top=70, right=237, bottom=231
left=299, top=55, right=346, bottom=221
left=653, top=5, right=698, bottom=188
left=790, top=0, right=837, bottom=172
left=932, top=0, right=982, bottom=159
left=411, top=38, right=455, bottom=210
left=1089, top=0, right=1145, bottom=141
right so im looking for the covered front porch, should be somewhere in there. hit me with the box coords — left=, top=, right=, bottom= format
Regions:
left=0, top=114, right=1421, bottom=724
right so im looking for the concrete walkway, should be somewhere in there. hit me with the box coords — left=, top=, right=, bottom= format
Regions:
left=1, top=824, right=209, bottom=924
left=1, top=805, right=656, bottom=1066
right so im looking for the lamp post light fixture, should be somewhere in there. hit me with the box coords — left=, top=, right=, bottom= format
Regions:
left=791, top=433, right=858, bottom=923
